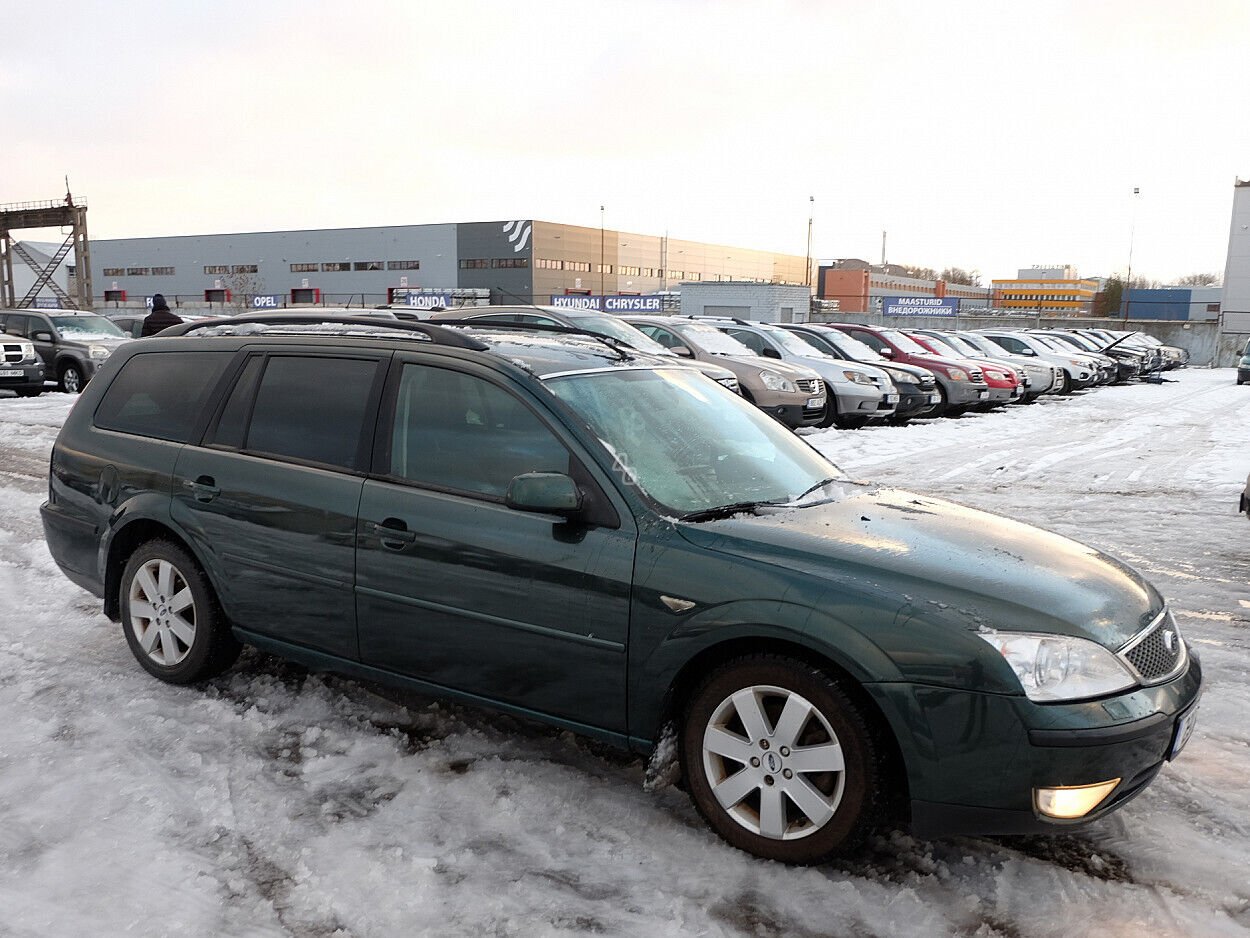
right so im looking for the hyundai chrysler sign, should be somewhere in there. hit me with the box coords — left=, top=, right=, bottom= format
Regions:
left=550, top=295, right=663, bottom=312
left=882, top=296, right=958, bottom=316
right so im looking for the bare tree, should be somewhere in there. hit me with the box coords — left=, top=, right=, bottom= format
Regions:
left=940, top=267, right=978, bottom=286
left=1175, top=272, right=1222, bottom=287
left=222, top=267, right=265, bottom=314
left=901, top=265, right=939, bottom=281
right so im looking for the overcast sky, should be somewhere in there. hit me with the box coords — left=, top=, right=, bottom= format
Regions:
left=6, top=0, right=1247, bottom=284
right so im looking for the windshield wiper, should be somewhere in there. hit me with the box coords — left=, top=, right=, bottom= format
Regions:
left=679, top=500, right=784, bottom=523
left=790, top=477, right=841, bottom=503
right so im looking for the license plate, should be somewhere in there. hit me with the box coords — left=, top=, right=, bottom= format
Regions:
left=884, top=393, right=898, bottom=403
left=807, top=397, right=824, bottom=408
left=0, top=370, right=23, bottom=378
left=1169, top=707, right=1198, bottom=760
left=928, top=392, right=941, bottom=404
left=977, top=389, right=989, bottom=400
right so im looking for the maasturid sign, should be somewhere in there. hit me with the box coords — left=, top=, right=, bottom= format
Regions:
left=549, top=295, right=663, bottom=312
left=882, top=296, right=958, bottom=316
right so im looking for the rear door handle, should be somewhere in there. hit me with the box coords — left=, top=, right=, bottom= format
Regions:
left=183, top=476, right=220, bottom=502
left=370, top=519, right=417, bottom=548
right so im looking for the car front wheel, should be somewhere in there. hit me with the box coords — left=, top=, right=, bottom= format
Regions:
left=58, top=362, right=84, bottom=394
left=120, top=540, right=240, bottom=683
left=681, top=655, right=881, bottom=864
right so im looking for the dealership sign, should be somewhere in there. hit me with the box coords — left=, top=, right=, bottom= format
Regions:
left=550, top=295, right=663, bottom=313
left=251, top=294, right=285, bottom=309
left=882, top=296, right=958, bottom=316
left=400, top=292, right=455, bottom=309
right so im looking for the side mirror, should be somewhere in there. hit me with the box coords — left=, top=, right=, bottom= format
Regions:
left=32, top=331, right=54, bottom=342
left=505, top=472, right=582, bottom=516
left=672, top=345, right=694, bottom=358
left=760, top=347, right=782, bottom=359
left=879, top=347, right=894, bottom=358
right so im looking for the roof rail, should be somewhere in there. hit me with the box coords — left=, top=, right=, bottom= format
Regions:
left=158, top=313, right=491, bottom=350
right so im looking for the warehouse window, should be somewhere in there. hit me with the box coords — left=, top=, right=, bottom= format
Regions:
left=459, top=259, right=489, bottom=269
left=232, top=265, right=258, bottom=274
left=103, top=267, right=124, bottom=277
left=491, top=258, right=529, bottom=268
left=388, top=260, right=421, bottom=270
left=290, top=263, right=318, bottom=273
left=127, top=267, right=150, bottom=276
left=204, top=265, right=229, bottom=275
left=151, top=267, right=175, bottom=276
left=354, top=261, right=384, bottom=271
left=322, top=262, right=350, bottom=272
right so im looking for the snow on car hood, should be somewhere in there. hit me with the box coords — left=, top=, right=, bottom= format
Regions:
left=675, top=484, right=1162, bottom=649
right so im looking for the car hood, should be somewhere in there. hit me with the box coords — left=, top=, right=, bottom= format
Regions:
left=675, top=485, right=1161, bottom=649
left=719, top=356, right=823, bottom=381
left=788, top=355, right=889, bottom=382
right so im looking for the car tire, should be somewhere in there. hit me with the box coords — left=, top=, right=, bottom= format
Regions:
left=680, top=654, right=880, bottom=864
left=1056, top=370, right=1072, bottom=395
left=58, top=362, right=85, bottom=394
left=817, top=397, right=839, bottom=429
left=120, top=539, right=241, bottom=684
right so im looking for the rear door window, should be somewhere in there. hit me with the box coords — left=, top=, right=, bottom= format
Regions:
left=95, top=352, right=232, bottom=442
left=234, top=355, right=383, bottom=471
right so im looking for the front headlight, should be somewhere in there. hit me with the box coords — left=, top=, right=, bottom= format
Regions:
left=759, top=370, right=797, bottom=393
left=1067, top=358, right=1086, bottom=368
left=946, top=368, right=968, bottom=381
left=842, top=370, right=874, bottom=385
left=89, top=345, right=111, bottom=360
left=975, top=630, right=1137, bottom=702
left=19, top=341, right=37, bottom=363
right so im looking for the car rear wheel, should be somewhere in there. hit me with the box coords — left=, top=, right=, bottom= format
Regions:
left=58, top=363, right=84, bottom=394
left=681, top=655, right=880, bottom=864
left=120, top=540, right=241, bottom=683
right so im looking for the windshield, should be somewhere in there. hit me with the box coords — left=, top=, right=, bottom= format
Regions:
left=954, top=333, right=997, bottom=355
left=1048, top=333, right=1097, bottom=351
left=757, top=324, right=834, bottom=359
left=1031, top=334, right=1074, bottom=353
left=564, top=313, right=671, bottom=355
left=815, top=330, right=883, bottom=362
left=880, top=329, right=931, bottom=355
left=548, top=368, right=844, bottom=516
left=938, top=333, right=984, bottom=357
left=678, top=322, right=756, bottom=357
left=912, top=333, right=962, bottom=358
left=50, top=315, right=127, bottom=338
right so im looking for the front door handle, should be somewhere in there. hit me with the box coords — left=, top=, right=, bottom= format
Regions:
left=183, top=475, right=221, bottom=503
left=370, top=518, right=417, bottom=549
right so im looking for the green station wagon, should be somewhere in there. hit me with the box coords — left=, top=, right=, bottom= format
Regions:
left=41, top=315, right=1201, bottom=864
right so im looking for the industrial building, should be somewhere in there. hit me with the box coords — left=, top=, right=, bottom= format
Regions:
left=85, top=220, right=810, bottom=309
left=816, top=260, right=990, bottom=312
left=991, top=266, right=1099, bottom=316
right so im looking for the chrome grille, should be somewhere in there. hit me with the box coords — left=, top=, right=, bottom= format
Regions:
left=917, top=375, right=936, bottom=390
left=2, top=342, right=25, bottom=364
left=715, top=376, right=740, bottom=394
left=1118, top=609, right=1186, bottom=684
left=796, top=378, right=822, bottom=395
left=967, top=367, right=984, bottom=383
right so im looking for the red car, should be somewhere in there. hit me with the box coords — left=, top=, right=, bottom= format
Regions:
left=829, top=323, right=991, bottom=416
left=904, top=332, right=1022, bottom=407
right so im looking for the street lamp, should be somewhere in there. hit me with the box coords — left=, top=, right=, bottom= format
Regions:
left=1124, top=187, right=1140, bottom=320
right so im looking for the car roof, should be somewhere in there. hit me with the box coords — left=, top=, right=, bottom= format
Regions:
left=143, top=314, right=675, bottom=380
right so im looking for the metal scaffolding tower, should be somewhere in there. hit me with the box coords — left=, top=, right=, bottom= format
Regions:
left=0, top=197, right=93, bottom=310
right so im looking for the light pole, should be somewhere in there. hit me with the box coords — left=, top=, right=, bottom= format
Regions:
left=804, top=195, right=814, bottom=287
left=599, top=205, right=605, bottom=297
left=1124, top=187, right=1140, bottom=321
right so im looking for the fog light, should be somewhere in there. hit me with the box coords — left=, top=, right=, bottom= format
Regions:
left=1034, top=779, right=1120, bottom=819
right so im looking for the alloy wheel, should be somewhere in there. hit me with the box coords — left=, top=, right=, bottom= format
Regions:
left=127, top=558, right=197, bottom=666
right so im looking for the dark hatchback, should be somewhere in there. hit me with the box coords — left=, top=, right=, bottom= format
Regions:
left=41, top=315, right=1201, bottom=864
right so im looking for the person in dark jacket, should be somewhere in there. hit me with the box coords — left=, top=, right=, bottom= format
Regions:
left=140, top=294, right=183, bottom=336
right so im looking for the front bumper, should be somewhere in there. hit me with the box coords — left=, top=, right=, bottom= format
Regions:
left=942, top=379, right=991, bottom=407
left=832, top=382, right=892, bottom=418
left=895, top=386, right=939, bottom=419
left=760, top=396, right=826, bottom=428
left=0, top=362, right=46, bottom=391
left=869, top=649, right=1202, bottom=838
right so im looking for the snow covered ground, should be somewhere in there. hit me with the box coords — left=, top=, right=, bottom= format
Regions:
left=1, top=369, right=1247, bottom=938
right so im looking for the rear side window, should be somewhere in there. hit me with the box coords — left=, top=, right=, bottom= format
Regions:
left=242, top=356, right=380, bottom=470
left=95, top=352, right=231, bottom=442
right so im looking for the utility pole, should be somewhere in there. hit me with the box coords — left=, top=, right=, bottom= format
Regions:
left=881, top=230, right=887, bottom=267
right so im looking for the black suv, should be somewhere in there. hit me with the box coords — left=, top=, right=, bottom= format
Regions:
left=41, top=314, right=1200, bottom=864
left=0, top=308, right=129, bottom=392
